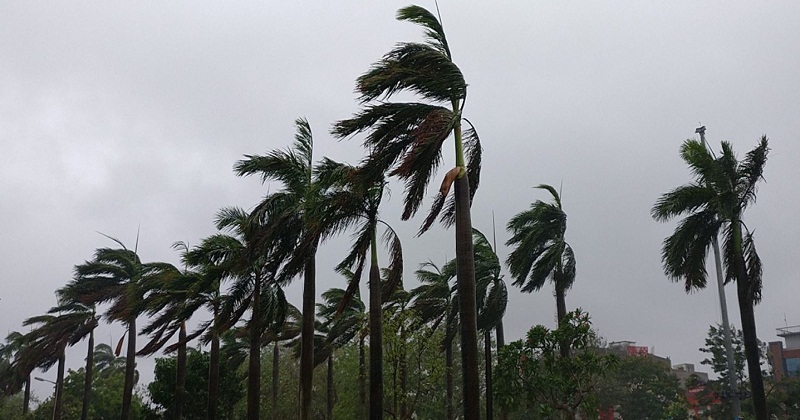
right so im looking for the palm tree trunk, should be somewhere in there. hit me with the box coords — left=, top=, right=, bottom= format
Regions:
left=445, top=339, right=453, bottom=420
left=209, top=325, right=220, bottom=420
left=733, top=222, right=767, bottom=419
left=400, top=327, right=407, bottom=420
left=368, top=233, right=383, bottom=420
left=358, top=334, right=366, bottom=420
left=495, top=320, right=505, bottom=349
left=53, top=348, right=66, bottom=420
left=175, top=322, right=187, bottom=420
left=272, top=339, right=279, bottom=420
left=300, top=255, right=316, bottom=420
left=555, top=286, right=569, bottom=358
left=484, top=330, right=493, bottom=420
left=248, top=274, right=262, bottom=420
left=327, top=354, right=334, bottom=419
left=121, top=318, right=136, bottom=420
left=23, top=374, right=30, bottom=416
left=496, top=321, right=509, bottom=420
left=81, top=329, right=94, bottom=420
left=454, top=173, right=481, bottom=420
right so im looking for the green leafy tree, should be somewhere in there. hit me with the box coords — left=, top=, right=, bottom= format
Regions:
left=597, top=355, right=686, bottom=419
left=652, top=136, right=770, bottom=419
left=494, top=310, right=615, bottom=419
left=332, top=6, right=484, bottom=417
left=697, top=324, right=768, bottom=419
left=30, top=366, right=148, bottom=420
left=148, top=347, right=245, bottom=419
left=67, top=238, right=177, bottom=420
left=506, top=185, right=575, bottom=358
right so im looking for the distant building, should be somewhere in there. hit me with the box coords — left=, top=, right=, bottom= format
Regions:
left=768, top=325, right=800, bottom=381
left=671, top=363, right=709, bottom=386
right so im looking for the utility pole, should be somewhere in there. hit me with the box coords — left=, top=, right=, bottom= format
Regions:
left=696, top=126, right=741, bottom=419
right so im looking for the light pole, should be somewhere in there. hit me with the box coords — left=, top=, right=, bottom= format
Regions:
left=695, top=126, right=741, bottom=419
left=35, top=376, right=61, bottom=420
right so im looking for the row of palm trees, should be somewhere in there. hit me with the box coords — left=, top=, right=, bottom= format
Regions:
left=0, top=2, right=773, bottom=419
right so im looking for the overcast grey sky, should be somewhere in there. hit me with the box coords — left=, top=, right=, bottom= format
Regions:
left=2, top=1, right=799, bottom=401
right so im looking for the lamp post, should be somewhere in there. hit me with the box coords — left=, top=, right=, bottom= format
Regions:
left=35, top=376, right=61, bottom=420
left=695, top=126, right=741, bottom=419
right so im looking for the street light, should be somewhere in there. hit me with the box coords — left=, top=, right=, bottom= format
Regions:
left=34, top=377, right=56, bottom=385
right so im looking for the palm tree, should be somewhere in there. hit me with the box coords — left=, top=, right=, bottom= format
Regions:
left=213, top=207, right=284, bottom=420
left=319, top=160, right=402, bottom=419
left=505, top=184, right=576, bottom=357
left=411, top=260, right=456, bottom=420
left=472, top=229, right=508, bottom=420
left=92, top=343, right=126, bottom=375
left=18, top=300, right=98, bottom=420
left=67, top=238, right=177, bottom=420
left=332, top=6, right=484, bottom=416
left=652, top=136, right=770, bottom=419
left=0, top=332, right=32, bottom=416
left=317, top=286, right=367, bottom=419
left=235, top=118, right=343, bottom=420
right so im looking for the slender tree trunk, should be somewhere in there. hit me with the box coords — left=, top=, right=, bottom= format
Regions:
left=23, top=374, right=30, bottom=416
left=300, top=255, right=316, bottom=420
left=496, top=322, right=509, bottom=419
left=272, top=340, right=279, bottom=420
left=327, top=354, right=334, bottom=419
left=733, top=222, right=767, bottom=420
left=359, top=334, right=366, bottom=420
left=484, top=330, right=493, bottom=420
left=368, top=233, right=384, bottom=420
left=495, top=320, right=505, bottom=349
left=53, top=348, right=65, bottom=420
left=454, top=173, right=481, bottom=420
left=81, top=329, right=94, bottom=420
left=555, top=286, right=569, bottom=358
left=209, top=324, right=220, bottom=420
left=445, top=339, right=453, bottom=420
left=121, top=318, right=136, bottom=420
left=248, top=274, right=262, bottom=420
left=400, top=324, right=407, bottom=420
left=175, top=322, right=187, bottom=420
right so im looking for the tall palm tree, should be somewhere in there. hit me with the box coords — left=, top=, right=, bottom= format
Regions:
left=208, top=207, right=284, bottom=420
left=472, top=229, right=508, bottom=420
left=411, top=260, right=456, bottom=420
left=235, top=118, right=342, bottom=420
left=0, top=331, right=31, bottom=416
left=18, top=300, right=98, bottom=420
left=505, top=184, right=576, bottom=357
left=652, top=136, right=769, bottom=419
left=317, top=286, right=367, bottom=419
left=332, top=6, right=483, bottom=416
left=319, top=160, right=402, bottom=419
left=67, top=238, right=177, bottom=420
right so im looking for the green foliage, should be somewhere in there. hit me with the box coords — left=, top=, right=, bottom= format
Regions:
left=494, top=310, right=616, bottom=418
left=767, top=377, right=800, bottom=418
left=597, top=355, right=686, bottom=419
left=148, top=348, right=244, bottom=419
left=30, top=367, right=148, bottom=420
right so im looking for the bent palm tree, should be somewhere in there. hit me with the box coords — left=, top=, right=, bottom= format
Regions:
left=411, top=260, right=456, bottom=420
left=67, top=239, right=177, bottom=420
left=652, top=136, right=769, bottom=419
left=0, top=332, right=32, bottom=416
left=506, top=185, right=575, bottom=357
left=333, top=6, right=483, bottom=417
left=472, top=229, right=508, bottom=420
left=19, top=300, right=98, bottom=420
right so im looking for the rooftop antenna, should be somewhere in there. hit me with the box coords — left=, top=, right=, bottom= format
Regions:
left=134, top=225, right=140, bottom=254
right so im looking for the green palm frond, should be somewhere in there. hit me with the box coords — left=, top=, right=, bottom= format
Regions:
left=661, top=210, right=719, bottom=291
